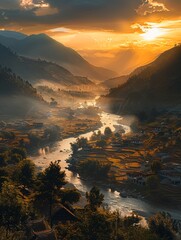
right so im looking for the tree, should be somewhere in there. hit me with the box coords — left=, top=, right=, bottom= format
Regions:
left=0, top=169, right=8, bottom=190
left=14, top=159, right=35, bottom=187
left=104, top=127, right=112, bottom=138
left=86, top=186, right=104, bottom=211
left=146, top=175, right=160, bottom=191
left=28, top=132, right=41, bottom=147
left=96, top=139, right=107, bottom=148
left=10, top=148, right=27, bottom=160
left=85, top=211, right=114, bottom=240
left=0, top=182, right=27, bottom=232
left=90, top=132, right=98, bottom=141
left=90, top=130, right=102, bottom=141
left=60, top=189, right=81, bottom=205
left=71, top=142, right=79, bottom=154
left=148, top=212, right=176, bottom=240
left=9, top=153, right=22, bottom=164
left=97, top=130, right=102, bottom=140
left=0, top=227, right=26, bottom=240
left=37, top=161, right=66, bottom=226
left=44, top=125, right=61, bottom=141
left=114, top=132, right=122, bottom=139
left=78, top=160, right=111, bottom=179
left=76, top=137, right=89, bottom=149
left=123, top=214, right=140, bottom=228
left=0, top=153, right=8, bottom=167
left=151, top=160, right=162, bottom=174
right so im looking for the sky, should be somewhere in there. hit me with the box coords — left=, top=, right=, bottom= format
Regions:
left=0, top=0, right=181, bottom=74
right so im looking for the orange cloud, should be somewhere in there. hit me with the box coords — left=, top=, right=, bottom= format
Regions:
left=137, top=0, right=169, bottom=16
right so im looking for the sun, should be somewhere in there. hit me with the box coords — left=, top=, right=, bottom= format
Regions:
left=142, top=27, right=163, bottom=41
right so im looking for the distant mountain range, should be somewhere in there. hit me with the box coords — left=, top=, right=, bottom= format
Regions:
left=104, top=48, right=157, bottom=75
left=99, top=75, right=128, bottom=89
left=100, top=55, right=156, bottom=90
left=0, top=30, right=26, bottom=40
left=99, top=45, right=181, bottom=116
left=0, top=43, right=94, bottom=87
left=0, top=31, right=116, bottom=81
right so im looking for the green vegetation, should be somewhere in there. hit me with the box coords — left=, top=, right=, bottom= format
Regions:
left=99, top=45, right=181, bottom=118
left=0, top=147, right=179, bottom=239
left=151, top=160, right=162, bottom=174
left=36, top=161, right=66, bottom=225
left=148, top=212, right=176, bottom=240
left=0, top=66, right=42, bottom=100
left=78, top=159, right=111, bottom=179
left=86, top=186, right=104, bottom=211
left=71, top=137, right=90, bottom=154
left=56, top=187, right=177, bottom=240
left=0, top=182, right=27, bottom=232
left=69, top=127, right=114, bottom=179
left=13, top=159, right=35, bottom=187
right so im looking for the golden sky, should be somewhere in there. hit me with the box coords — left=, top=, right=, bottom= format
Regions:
left=48, top=18, right=181, bottom=73
left=0, top=0, right=180, bottom=73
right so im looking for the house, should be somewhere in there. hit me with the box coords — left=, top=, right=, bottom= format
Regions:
left=32, top=230, right=57, bottom=240
left=167, top=173, right=181, bottom=185
left=33, top=122, right=44, bottom=128
left=127, top=172, right=145, bottom=185
left=160, top=170, right=181, bottom=185
left=27, top=219, right=57, bottom=240
left=127, top=172, right=155, bottom=186
left=52, top=203, right=78, bottom=224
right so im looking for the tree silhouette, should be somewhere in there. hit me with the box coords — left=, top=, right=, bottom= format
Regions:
left=86, top=186, right=104, bottom=211
left=37, top=161, right=66, bottom=226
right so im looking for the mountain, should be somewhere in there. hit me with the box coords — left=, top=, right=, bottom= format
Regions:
left=0, top=67, right=41, bottom=98
left=0, top=66, right=45, bottom=116
left=0, top=43, right=94, bottom=87
left=0, top=31, right=116, bottom=81
left=0, top=30, right=27, bottom=40
left=104, top=48, right=158, bottom=75
left=99, top=45, right=181, bottom=116
left=99, top=65, right=148, bottom=90
left=99, top=75, right=128, bottom=89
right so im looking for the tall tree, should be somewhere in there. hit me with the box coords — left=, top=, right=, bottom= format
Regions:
left=0, top=182, right=27, bottom=232
left=37, top=161, right=66, bottom=226
left=14, top=159, right=35, bottom=187
left=148, top=212, right=176, bottom=240
left=86, top=186, right=104, bottom=211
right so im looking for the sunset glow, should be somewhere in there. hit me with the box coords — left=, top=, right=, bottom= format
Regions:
left=0, top=0, right=180, bottom=74
left=141, top=27, right=164, bottom=41
left=0, top=1, right=181, bottom=236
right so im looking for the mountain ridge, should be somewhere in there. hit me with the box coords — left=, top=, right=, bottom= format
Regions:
left=99, top=45, right=181, bottom=116
left=0, top=66, right=46, bottom=116
left=0, top=31, right=116, bottom=81
left=0, top=43, right=94, bottom=87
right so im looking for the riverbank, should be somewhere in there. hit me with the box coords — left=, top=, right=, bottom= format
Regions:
left=32, top=110, right=181, bottom=221
left=68, top=111, right=181, bottom=211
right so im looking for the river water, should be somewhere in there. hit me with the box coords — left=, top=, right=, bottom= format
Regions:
left=32, top=109, right=181, bottom=221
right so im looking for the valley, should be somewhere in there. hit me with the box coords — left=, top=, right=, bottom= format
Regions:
left=0, top=28, right=181, bottom=239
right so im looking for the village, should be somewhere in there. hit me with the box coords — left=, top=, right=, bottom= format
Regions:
left=68, top=112, right=181, bottom=207
left=0, top=105, right=101, bottom=153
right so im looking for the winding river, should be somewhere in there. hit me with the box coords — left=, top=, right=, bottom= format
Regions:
left=32, top=107, right=181, bottom=222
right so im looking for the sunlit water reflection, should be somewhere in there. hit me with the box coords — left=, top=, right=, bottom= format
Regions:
left=32, top=111, right=181, bottom=221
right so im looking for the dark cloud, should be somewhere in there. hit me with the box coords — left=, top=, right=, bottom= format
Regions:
left=45, top=0, right=141, bottom=22
left=0, top=0, right=180, bottom=33
left=158, top=0, right=181, bottom=16
left=0, top=0, right=20, bottom=10
left=136, top=0, right=169, bottom=16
